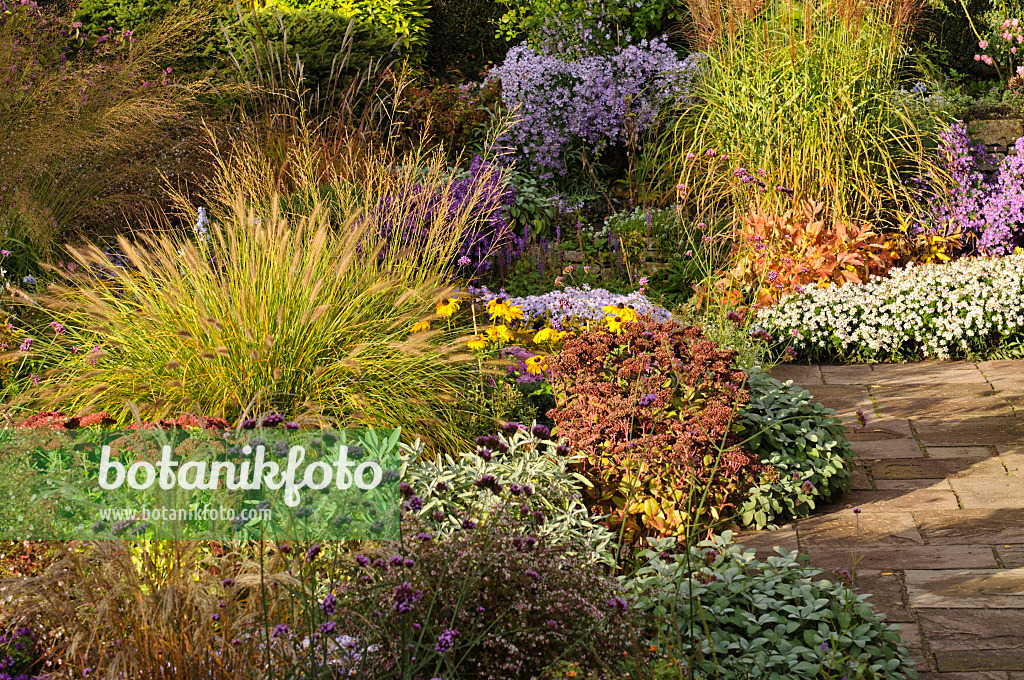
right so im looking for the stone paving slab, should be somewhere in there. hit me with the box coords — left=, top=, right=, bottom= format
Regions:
left=919, top=673, right=1011, bottom=680
left=913, top=418, right=1024, bottom=446
left=768, top=364, right=823, bottom=385
left=876, top=479, right=951, bottom=490
left=766, top=361, right=1024, bottom=674
left=797, top=511, right=923, bottom=545
left=927, top=446, right=997, bottom=459
left=878, top=397, right=1015, bottom=419
left=847, top=418, right=915, bottom=441
left=996, top=546, right=1024, bottom=568
left=854, top=438, right=925, bottom=459
left=915, top=510, right=1024, bottom=545
left=872, top=384, right=999, bottom=399
left=855, top=570, right=916, bottom=622
left=906, top=569, right=1024, bottom=608
left=820, top=365, right=878, bottom=384
left=949, top=478, right=1024, bottom=509
left=810, top=546, right=996, bottom=572
left=829, top=488, right=960, bottom=512
left=871, top=459, right=1001, bottom=479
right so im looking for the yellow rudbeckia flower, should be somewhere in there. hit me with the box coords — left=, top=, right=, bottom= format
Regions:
left=487, top=297, right=524, bottom=323
left=411, top=320, right=431, bottom=333
left=605, top=315, right=624, bottom=334
left=532, top=327, right=559, bottom=344
left=603, top=304, right=637, bottom=323
left=486, top=324, right=513, bottom=344
left=524, top=355, right=548, bottom=375
left=436, top=297, right=461, bottom=318
left=467, top=335, right=487, bottom=350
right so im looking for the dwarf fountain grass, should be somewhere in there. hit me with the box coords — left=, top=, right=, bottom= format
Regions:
left=8, top=186, right=490, bottom=450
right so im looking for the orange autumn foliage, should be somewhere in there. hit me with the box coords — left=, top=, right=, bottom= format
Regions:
left=722, top=200, right=900, bottom=305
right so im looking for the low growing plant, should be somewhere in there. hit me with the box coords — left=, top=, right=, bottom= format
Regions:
left=402, top=424, right=617, bottom=564
left=330, top=512, right=637, bottom=678
left=547, top=318, right=764, bottom=543
left=738, top=368, right=856, bottom=529
left=627, top=532, right=918, bottom=680
left=757, top=253, right=1024, bottom=361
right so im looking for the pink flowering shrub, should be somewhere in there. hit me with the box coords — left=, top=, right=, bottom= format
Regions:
left=974, top=16, right=1024, bottom=79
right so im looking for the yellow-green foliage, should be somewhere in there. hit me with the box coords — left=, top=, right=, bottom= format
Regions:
left=11, top=136, right=506, bottom=451
left=661, top=0, right=945, bottom=227
left=267, top=0, right=432, bottom=53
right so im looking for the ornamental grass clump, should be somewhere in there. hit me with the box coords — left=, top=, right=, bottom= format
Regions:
left=757, top=253, right=1024, bottom=361
left=7, top=186, right=486, bottom=450
left=1, top=540, right=311, bottom=679
left=0, top=0, right=207, bottom=267
left=662, top=0, right=943, bottom=226
left=547, top=317, right=764, bottom=543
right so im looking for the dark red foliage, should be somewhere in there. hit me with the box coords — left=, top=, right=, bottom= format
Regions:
left=547, top=317, right=765, bottom=540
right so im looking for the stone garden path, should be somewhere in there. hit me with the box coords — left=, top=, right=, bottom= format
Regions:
left=743, top=360, right=1024, bottom=680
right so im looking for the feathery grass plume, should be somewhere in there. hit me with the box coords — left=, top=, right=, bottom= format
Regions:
left=0, top=0, right=211, bottom=266
left=655, top=0, right=945, bottom=229
left=10, top=177, right=492, bottom=450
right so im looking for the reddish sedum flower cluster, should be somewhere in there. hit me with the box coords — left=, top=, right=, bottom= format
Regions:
left=547, top=317, right=764, bottom=540
left=17, top=411, right=230, bottom=431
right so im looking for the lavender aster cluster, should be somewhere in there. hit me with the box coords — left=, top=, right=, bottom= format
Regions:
left=476, top=285, right=671, bottom=329
left=912, top=122, right=1024, bottom=256
left=490, top=40, right=701, bottom=177
left=370, top=155, right=519, bottom=272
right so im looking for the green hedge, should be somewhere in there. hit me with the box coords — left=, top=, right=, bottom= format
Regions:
left=424, top=0, right=509, bottom=77
left=231, top=8, right=397, bottom=91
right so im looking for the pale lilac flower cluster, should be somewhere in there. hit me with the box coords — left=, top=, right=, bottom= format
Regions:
left=758, top=254, right=1024, bottom=361
left=911, top=122, right=1024, bottom=255
left=490, top=40, right=701, bottom=177
left=475, top=285, right=670, bottom=330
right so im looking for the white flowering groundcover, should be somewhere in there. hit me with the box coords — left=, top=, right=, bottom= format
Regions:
left=757, top=255, right=1024, bottom=361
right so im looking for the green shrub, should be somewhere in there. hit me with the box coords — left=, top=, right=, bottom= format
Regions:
left=402, top=423, right=618, bottom=564
left=271, top=0, right=431, bottom=55
left=661, top=0, right=946, bottom=228
left=738, top=369, right=856, bottom=530
left=228, top=7, right=396, bottom=93
left=497, top=0, right=674, bottom=55
left=627, top=532, right=919, bottom=680
left=74, top=0, right=180, bottom=35
left=423, top=0, right=509, bottom=77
